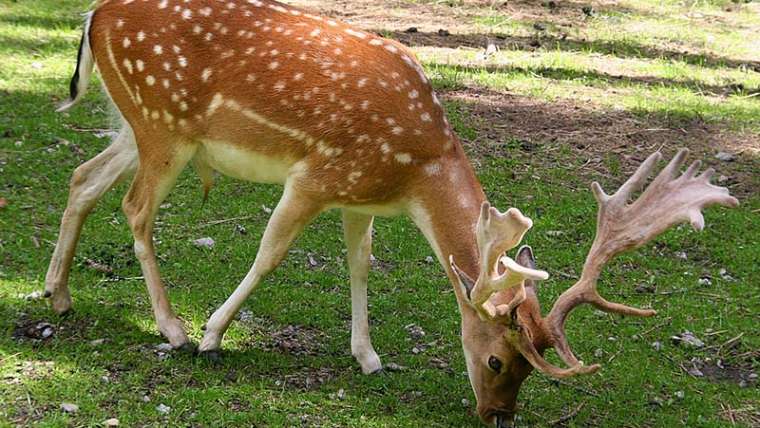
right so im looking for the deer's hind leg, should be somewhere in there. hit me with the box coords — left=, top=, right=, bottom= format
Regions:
left=45, top=126, right=138, bottom=313
left=122, top=132, right=197, bottom=349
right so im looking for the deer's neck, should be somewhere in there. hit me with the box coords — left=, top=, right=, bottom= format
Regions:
left=407, top=153, right=485, bottom=321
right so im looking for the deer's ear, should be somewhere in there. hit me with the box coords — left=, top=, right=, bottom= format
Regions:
left=449, top=255, right=476, bottom=302
left=515, top=245, right=536, bottom=269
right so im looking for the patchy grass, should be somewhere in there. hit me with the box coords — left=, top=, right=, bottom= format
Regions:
left=1, top=0, right=759, bottom=427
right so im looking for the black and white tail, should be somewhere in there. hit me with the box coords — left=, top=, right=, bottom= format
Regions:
left=57, top=12, right=95, bottom=112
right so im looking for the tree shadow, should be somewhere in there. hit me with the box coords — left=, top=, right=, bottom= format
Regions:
left=0, top=33, right=75, bottom=54
left=428, top=61, right=760, bottom=98
left=0, top=13, right=83, bottom=30
left=439, top=87, right=759, bottom=198
left=382, top=30, right=760, bottom=72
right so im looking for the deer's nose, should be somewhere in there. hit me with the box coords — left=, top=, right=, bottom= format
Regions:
left=495, top=413, right=515, bottom=428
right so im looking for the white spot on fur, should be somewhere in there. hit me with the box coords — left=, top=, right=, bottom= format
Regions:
left=162, top=78, right=170, bottom=89
left=123, top=59, right=133, bottom=74
left=293, top=72, right=304, bottom=81
left=357, top=78, right=368, bottom=88
left=424, top=162, right=441, bottom=176
left=123, top=37, right=131, bottom=48
left=345, top=28, right=367, bottom=39
left=162, top=110, right=174, bottom=124
left=420, top=112, right=432, bottom=122
left=274, top=80, right=286, bottom=91
left=145, top=75, right=156, bottom=86
left=153, top=45, right=163, bottom=55
left=178, top=56, right=188, bottom=67
left=269, top=61, right=279, bottom=70
left=409, top=89, right=419, bottom=99
left=137, top=31, right=146, bottom=42
left=182, top=8, right=192, bottom=19
left=136, top=59, right=145, bottom=72
left=158, top=0, right=168, bottom=9
left=392, top=126, right=404, bottom=135
left=179, top=101, right=188, bottom=111
left=384, top=44, right=398, bottom=53
left=394, top=153, right=412, bottom=164
left=202, top=68, right=213, bottom=82
left=207, top=93, right=224, bottom=116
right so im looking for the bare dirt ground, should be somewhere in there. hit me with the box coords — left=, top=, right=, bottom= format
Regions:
left=447, top=88, right=759, bottom=197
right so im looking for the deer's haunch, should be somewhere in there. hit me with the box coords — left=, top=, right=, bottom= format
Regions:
left=48, top=1, right=738, bottom=426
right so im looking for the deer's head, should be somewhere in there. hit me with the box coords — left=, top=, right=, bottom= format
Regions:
left=450, top=150, right=738, bottom=427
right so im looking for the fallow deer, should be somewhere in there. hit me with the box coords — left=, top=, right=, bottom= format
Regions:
left=48, top=0, right=738, bottom=426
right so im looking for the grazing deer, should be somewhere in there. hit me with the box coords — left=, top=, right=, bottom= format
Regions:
left=48, top=0, right=737, bottom=426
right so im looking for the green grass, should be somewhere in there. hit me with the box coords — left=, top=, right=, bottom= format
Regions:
left=1, top=0, right=759, bottom=427
left=415, top=0, right=760, bottom=131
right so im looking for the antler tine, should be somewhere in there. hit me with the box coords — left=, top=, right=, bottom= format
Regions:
left=611, top=151, right=663, bottom=203
left=533, top=149, right=738, bottom=377
left=450, top=202, right=549, bottom=323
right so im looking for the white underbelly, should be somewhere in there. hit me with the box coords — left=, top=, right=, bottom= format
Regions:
left=197, top=140, right=293, bottom=184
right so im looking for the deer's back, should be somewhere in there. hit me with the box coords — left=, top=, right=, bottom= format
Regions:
left=90, top=0, right=461, bottom=205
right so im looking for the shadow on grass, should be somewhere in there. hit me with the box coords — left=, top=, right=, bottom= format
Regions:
left=383, top=30, right=760, bottom=72
left=0, top=13, right=83, bottom=31
left=0, top=34, right=76, bottom=55
left=439, top=87, right=760, bottom=198
left=427, top=61, right=760, bottom=98
left=0, top=295, right=479, bottom=425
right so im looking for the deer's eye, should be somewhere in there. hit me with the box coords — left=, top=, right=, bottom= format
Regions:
left=488, top=356, right=503, bottom=373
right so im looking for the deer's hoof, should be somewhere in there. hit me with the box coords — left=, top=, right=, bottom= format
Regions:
left=199, top=349, right=222, bottom=363
left=177, top=342, right=198, bottom=355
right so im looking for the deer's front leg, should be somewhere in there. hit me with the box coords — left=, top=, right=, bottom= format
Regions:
left=198, top=184, right=323, bottom=355
left=342, top=210, right=382, bottom=374
left=45, top=127, right=138, bottom=313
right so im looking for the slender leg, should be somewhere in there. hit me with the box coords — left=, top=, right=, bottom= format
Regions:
left=342, top=210, right=382, bottom=374
left=198, top=184, right=323, bottom=353
left=45, top=127, right=138, bottom=313
left=122, top=139, right=196, bottom=348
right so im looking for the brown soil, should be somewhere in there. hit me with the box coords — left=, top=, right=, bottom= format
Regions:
left=280, top=366, right=335, bottom=390
left=443, top=88, right=759, bottom=198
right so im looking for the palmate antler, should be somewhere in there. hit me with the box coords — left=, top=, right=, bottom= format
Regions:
left=450, top=204, right=549, bottom=323
left=541, top=148, right=738, bottom=372
left=451, top=149, right=738, bottom=378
